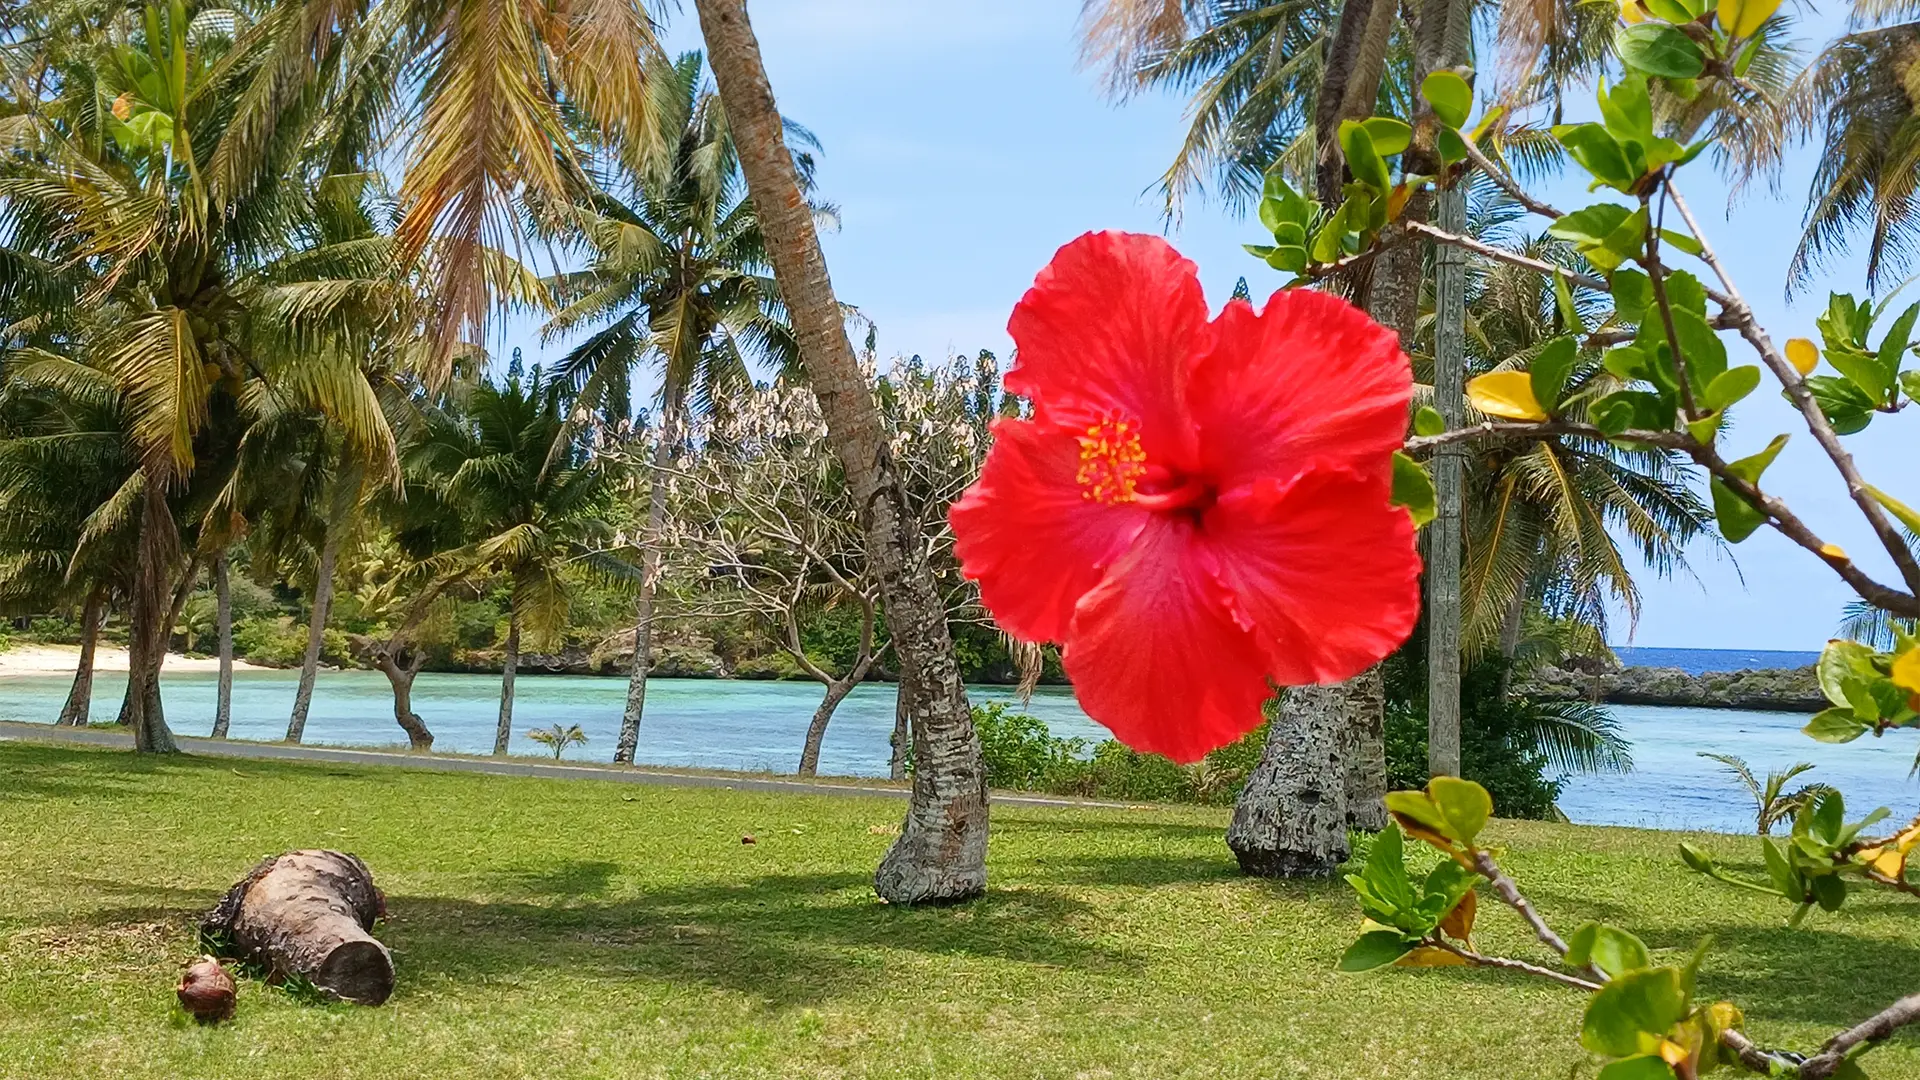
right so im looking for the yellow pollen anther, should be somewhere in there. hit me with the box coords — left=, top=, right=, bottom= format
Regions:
left=1075, top=415, right=1148, bottom=504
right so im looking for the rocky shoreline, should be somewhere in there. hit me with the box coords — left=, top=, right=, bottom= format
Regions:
left=1517, top=663, right=1826, bottom=713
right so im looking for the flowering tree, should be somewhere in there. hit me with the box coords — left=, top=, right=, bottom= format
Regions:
left=948, top=0, right=1920, bottom=1073
left=649, top=355, right=997, bottom=777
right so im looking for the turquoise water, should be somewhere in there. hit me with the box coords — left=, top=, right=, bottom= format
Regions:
left=4, top=669, right=1916, bottom=833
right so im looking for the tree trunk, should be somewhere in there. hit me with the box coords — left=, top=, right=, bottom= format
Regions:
left=201, top=850, right=393, bottom=1005
left=212, top=552, right=234, bottom=739
left=1415, top=0, right=1472, bottom=779
left=1339, top=667, right=1390, bottom=831
left=616, top=398, right=680, bottom=766
left=694, top=0, right=986, bottom=904
left=890, top=668, right=911, bottom=781
left=375, top=650, right=435, bottom=752
left=1227, top=688, right=1352, bottom=876
left=130, top=478, right=180, bottom=753
left=57, top=590, right=104, bottom=727
left=797, top=679, right=855, bottom=777
left=494, top=613, right=520, bottom=756
left=1495, top=581, right=1530, bottom=700
left=286, top=529, right=341, bottom=744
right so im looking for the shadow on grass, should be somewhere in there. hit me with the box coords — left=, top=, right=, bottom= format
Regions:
left=1638, top=921, right=1920, bottom=1036
left=379, top=863, right=1144, bottom=1009
left=1034, top=852, right=1244, bottom=887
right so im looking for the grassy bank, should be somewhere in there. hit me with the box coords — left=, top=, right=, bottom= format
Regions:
left=3, top=743, right=1917, bottom=1079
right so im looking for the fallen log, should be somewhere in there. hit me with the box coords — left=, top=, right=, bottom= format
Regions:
left=201, top=849, right=394, bottom=1005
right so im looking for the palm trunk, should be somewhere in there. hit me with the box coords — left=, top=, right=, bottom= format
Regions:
left=890, top=668, right=911, bottom=781
left=56, top=589, right=104, bottom=727
left=1225, top=0, right=1404, bottom=853
left=494, top=613, right=520, bottom=756
left=376, top=649, right=435, bottom=752
left=1415, top=0, right=1472, bottom=778
left=286, top=529, right=341, bottom=744
left=615, top=398, right=680, bottom=766
left=129, top=478, right=179, bottom=754
left=695, top=0, right=986, bottom=904
left=1226, top=687, right=1352, bottom=876
left=212, top=552, right=234, bottom=739
left=798, top=679, right=855, bottom=777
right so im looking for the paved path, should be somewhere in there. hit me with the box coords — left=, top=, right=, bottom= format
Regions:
left=0, top=721, right=1139, bottom=811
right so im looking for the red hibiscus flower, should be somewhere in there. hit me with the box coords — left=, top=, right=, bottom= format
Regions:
left=949, top=231, right=1421, bottom=763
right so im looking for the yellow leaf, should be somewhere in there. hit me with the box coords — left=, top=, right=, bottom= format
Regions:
left=1786, top=337, right=1820, bottom=376
left=1870, top=847, right=1907, bottom=880
left=1660, top=1037, right=1690, bottom=1067
left=1620, top=0, right=1650, bottom=22
left=1718, top=0, right=1780, bottom=38
left=1394, top=946, right=1471, bottom=967
left=1819, top=543, right=1849, bottom=561
left=1466, top=371, right=1547, bottom=421
left=1438, top=888, right=1477, bottom=942
left=1892, top=648, right=1920, bottom=694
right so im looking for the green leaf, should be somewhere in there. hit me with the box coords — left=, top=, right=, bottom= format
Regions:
left=1428, top=776, right=1492, bottom=847
left=1338, top=930, right=1418, bottom=972
left=1900, top=369, right=1920, bottom=405
left=1598, top=1055, right=1680, bottom=1080
left=1642, top=0, right=1695, bottom=20
left=1616, top=23, right=1707, bottom=79
left=1582, top=967, right=1690, bottom=1057
left=1725, top=433, right=1789, bottom=484
left=1866, top=485, right=1920, bottom=536
left=1874, top=302, right=1920, bottom=399
left=1661, top=228, right=1704, bottom=256
left=1671, top=308, right=1728, bottom=389
left=1809, top=788, right=1846, bottom=846
left=1704, top=366, right=1761, bottom=410
left=1413, top=406, right=1445, bottom=436
left=1595, top=207, right=1652, bottom=273
left=1710, top=478, right=1768, bottom=543
left=1421, top=70, right=1473, bottom=129
left=1531, top=336, right=1579, bottom=411
left=1598, top=75, right=1654, bottom=143
left=1435, top=126, right=1468, bottom=167
left=1678, top=841, right=1716, bottom=874
left=1804, top=707, right=1866, bottom=737
left=1265, top=245, right=1309, bottom=273
left=1762, top=836, right=1801, bottom=898
left=1567, top=922, right=1653, bottom=979
left=1383, top=790, right=1455, bottom=844
left=1818, top=639, right=1879, bottom=709
left=1359, top=117, right=1412, bottom=156
left=1339, top=121, right=1392, bottom=193
left=1553, top=125, right=1635, bottom=192
left=1362, top=823, right=1415, bottom=910
left=1811, top=872, right=1848, bottom=912
left=1828, top=345, right=1896, bottom=404
left=1391, top=451, right=1436, bottom=527
left=1547, top=202, right=1634, bottom=247
left=1799, top=376, right=1878, bottom=435
left=1554, top=270, right=1583, bottom=334
left=1612, top=270, right=1652, bottom=323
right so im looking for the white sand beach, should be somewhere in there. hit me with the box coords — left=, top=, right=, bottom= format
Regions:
left=0, top=644, right=269, bottom=677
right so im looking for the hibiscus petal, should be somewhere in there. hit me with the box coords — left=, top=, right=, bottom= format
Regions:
left=1189, top=289, right=1411, bottom=490
left=949, top=417, right=1149, bottom=644
left=1202, top=466, right=1422, bottom=686
left=1006, top=231, right=1204, bottom=468
left=1061, top=517, right=1274, bottom=763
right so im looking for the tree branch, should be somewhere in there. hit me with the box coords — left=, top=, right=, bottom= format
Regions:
left=1800, top=994, right=1920, bottom=1079
left=1404, top=220, right=1609, bottom=292
left=1667, top=184, right=1920, bottom=597
left=1427, top=937, right=1601, bottom=991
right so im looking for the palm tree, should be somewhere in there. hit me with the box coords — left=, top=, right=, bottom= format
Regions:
left=542, top=50, right=803, bottom=767
left=407, top=365, right=610, bottom=756
left=1777, top=6, right=1920, bottom=290
left=528, top=722, right=589, bottom=760
left=0, top=4, right=400, bottom=751
left=693, top=0, right=988, bottom=904
left=1698, top=753, right=1835, bottom=835
left=1445, top=193, right=1716, bottom=668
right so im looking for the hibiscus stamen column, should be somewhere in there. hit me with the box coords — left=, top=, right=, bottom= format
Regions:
left=694, top=0, right=988, bottom=903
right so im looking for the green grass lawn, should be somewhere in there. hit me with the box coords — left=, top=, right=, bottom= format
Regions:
left=5, top=741, right=1919, bottom=1079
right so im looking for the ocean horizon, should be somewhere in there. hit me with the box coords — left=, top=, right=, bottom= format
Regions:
left=1611, top=646, right=1821, bottom=674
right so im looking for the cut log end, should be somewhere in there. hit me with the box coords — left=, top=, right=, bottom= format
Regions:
left=316, top=940, right=394, bottom=1005
left=202, top=850, right=395, bottom=1006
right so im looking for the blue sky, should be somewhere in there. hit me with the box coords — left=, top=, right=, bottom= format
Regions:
left=577, top=0, right=1902, bottom=652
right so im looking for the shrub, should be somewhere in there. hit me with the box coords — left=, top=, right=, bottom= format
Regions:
left=973, top=702, right=1084, bottom=788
